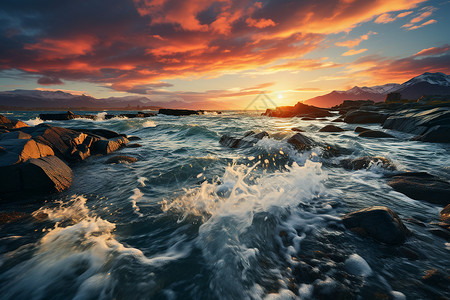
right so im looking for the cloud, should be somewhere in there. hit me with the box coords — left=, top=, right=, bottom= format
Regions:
left=294, top=87, right=322, bottom=92
left=405, top=19, right=437, bottom=30
left=374, top=11, right=412, bottom=23
left=414, top=45, right=450, bottom=57
left=402, top=6, right=436, bottom=29
left=342, top=48, right=368, bottom=56
left=335, top=31, right=376, bottom=48
left=37, top=76, right=64, bottom=85
left=0, top=0, right=428, bottom=95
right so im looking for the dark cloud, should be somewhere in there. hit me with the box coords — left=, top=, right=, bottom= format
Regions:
left=37, top=76, right=63, bottom=85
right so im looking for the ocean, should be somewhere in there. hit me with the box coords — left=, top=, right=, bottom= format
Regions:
left=0, top=110, right=449, bottom=299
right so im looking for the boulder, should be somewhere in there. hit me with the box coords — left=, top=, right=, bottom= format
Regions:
left=262, top=102, right=332, bottom=118
left=220, top=131, right=269, bottom=148
left=0, top=139, right=54, bottom=166
left=0, top=114, right=28, bottom=129
left=340, top=156, right=395, bottom=171
left=387, top=172, right=450, bottom=205
left=0, top=131, right=32, bottom=140
left=127, top=136, right=142, bottom=141
left=354, top=127, right=370, bottom=133
left=319, top=125, right=345, bottom=132
left=92, top=136, right=129, bottom=155
left=287, top=133, right=315, bottom=151
left=412, top=125, right=450, bottom=143
left=342, top=206, right=410, bottom=245
left=358, top=130, right=394, bottom=138
left=105, top=155, right=138, bottom=164
left=68, top=128, right=123, bottom=139
left=344, top=111, right=387, bottom=124
left=0, top=156, right=72, bottom=195
left=159, top=109, right=202, bottom=116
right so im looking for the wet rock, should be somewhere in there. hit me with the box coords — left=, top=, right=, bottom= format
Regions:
left=287, top=133, right=315, bottom=151
left=127, top=143, right=143, bottom=148
left=331, top=100, right=375, bottom=114
left=68, top=128, right=123, bottom=139
left=127, top=136, right=142, bottom=141
left=262, top=102, right=332, bottom=118
left=105, top=155, right=138, bottom=164
left=387, top=172, right=450, bottom=205
left=220, top=131, right=269, bottom=148
left=159, top=109, right=202, bottom=116
left=0, top=114, right=28, bottom=129
left=358, top=130, right=394, bottom=138
left=0, top=131, right=32, bottom=140
left=40, top=111, right=82, bottom=121
left=428, top=227, right=450, bottom=241
left=340, top=156, right=395, bottom=171
left=291, top=127, right=304, bottom=132
left=92, top=136, right=129, bottom=155
left=412, top=125, right=450, bottom=143
left=441, top=204, right=450, bottom=223
left=354, top=127, right=371, bottom=133
left=344, top=111, right=387, bottom=124
left=319, top=125, right=345, bottom=132
left=342, top=206, right=410, bottom=245
left=0, top=212, right=29, bottom=224
left=421, top=269, right=450, bottom=289
left=0, top=138, right=54, bottom=166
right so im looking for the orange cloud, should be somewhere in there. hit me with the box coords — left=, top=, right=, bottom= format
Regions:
left=406, top=19, right=437, bottom=30
left=414, top=45, right=450, bottom=57
left=335, top=31, right=376, bottom=48
left=246, top=17, right=276, bottom=28
left=342, top=48, right=368, bottom=56
left=374, top=11, right=412, bottom=23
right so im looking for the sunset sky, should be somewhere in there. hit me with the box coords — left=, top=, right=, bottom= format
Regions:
left=1, top=0, right=449, bottom=109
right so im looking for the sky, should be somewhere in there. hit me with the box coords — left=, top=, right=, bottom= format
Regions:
left=1, top=0, right=449, bottom=109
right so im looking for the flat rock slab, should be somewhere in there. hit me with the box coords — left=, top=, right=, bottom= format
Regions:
left=0, top=139, right=54, bottom=166
left=342, top=206, right=410, bottom=245
left=344, top=111, right=387, bottom=124
left=387, top=172, right=450, bottom=205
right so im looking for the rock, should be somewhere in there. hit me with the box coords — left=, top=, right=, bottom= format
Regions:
left=0, top=139, right=54, bottom=166
left=0, top=131, right=32, bottom=140
left=301, top=117, right=316, bottom=120
left=127, top=143, right=143, bottom=148
left=127, top=136, right=142, bottom=141
left=342, top=206, right=410, bottom=245
left=287, top=133, right=315, bottom=151
left=441, top=204, right=450, bottom=223
left=428, top=227, right=450, bottom=240
left=0, top=156, right=72, bottom=196
left=0, top=212, right=29, bottom=224
left=92, top=136, right=129, bottom=155
left=158, top=109, right=202, bottom=116
left=344, top=111, right=387, bottom=124
left=220, top=131, right=269, bottom=148
left=340, top=156, right=395, bottom=171
left=0, top=114, right=29, bottom=129
left=385, top=92, right=402, bottom=103
left=331, top=100, right=375, bottom=113
left=358, top=130, right=394, bottom=138
left=319, top=125, right=345, bottom=132
left=387, top=172, right=450, bottom=205
left=291, top=127, right=304, bottom=132
left=412, top=125, right=450, bottom=143
left=354, top=127, right=370, bottom=133
left=105, top=155, right=138, bottom=164
left=421, top=269, right=450, bottom=288
left=68, top=128, right=123, bottom=139
left=262, top=102, right=332, bottom=118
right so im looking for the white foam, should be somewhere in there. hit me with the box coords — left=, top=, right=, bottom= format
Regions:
left=137, top=177, right=148, bottom=187
left=95, top=111, right=107, bottom=121
left=344, top=254, right=372, bottom=277
left=25, top=117, right=44, bottom=126
left=142, top=120, right=156, bottom=127
left=129, top=188, right=144, bottom=217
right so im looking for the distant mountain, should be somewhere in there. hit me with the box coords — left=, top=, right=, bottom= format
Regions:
left=304, top=72, right=450, bottom=108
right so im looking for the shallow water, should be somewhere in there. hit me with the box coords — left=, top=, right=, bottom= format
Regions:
left=0, top=110, right=449, bottom=300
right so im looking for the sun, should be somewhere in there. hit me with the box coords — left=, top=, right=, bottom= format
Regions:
left=277, top=93, right=283, bottom=99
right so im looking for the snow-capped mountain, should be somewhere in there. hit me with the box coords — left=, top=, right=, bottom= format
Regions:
left=304, top=72, right=450, bottom=108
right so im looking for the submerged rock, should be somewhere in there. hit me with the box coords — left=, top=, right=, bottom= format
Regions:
left=127, top=136, right=142, bottom=141
left=342, top=206, right=410, bottom=245
left=387, top=172, right=450, bottom=205
left=287, top=133, right=315, bottom=151
left=354, top=127, right=371, bottom=133
left=105, top=155, right=138, bottom=164
left=319, top=125, right=345, bottom=132
left=441, top=204, right=450, bottom=224
left=220, top=131, right=269, bottom=148
left=127, top=143, right=143, bottom=148
left=340, top=156, right=395, bottom=171
left=291, top=127, right=305, bottom=132
left=358, top=130, right=394, bottom=138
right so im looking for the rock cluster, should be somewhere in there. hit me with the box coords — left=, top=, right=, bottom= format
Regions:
left=39, top=111, right=156, bottom=121
left=262, top=102, right=332, bottom=118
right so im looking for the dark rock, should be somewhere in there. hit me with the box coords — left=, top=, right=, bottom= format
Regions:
left=340, top=156, right=395, bottom=171
left=287, top=133, right=315, bottom=151
left=127, top=143, right=143, bottom=148
left=0, top=131, right=32, bottom=140
left=421, top=269, right=450, bottom=288
left=262, top=102, right=332, bottom=118
left=0, top=212, right=29, bottom=224
left=0, top=138, right=54, bottom=166
left=127, top=136, right=142, bottom=141
left=92, top=136, right=129, bottom=155
left=358, top=130, right=394, bottom=138
left=220, top=131, right=269, bottom=148
left=385, top=92, right=402, bottom=103
left=159, top=109, right=202, bottom=116
left=344, top=111, right=387, bottom=124
left=0, top=114, right=28, bottom=129
left=39, top=111, right=96, bottom=121
left=69, top=128, right=122, bottom=139
left=0, top=156, right=72, bottom=196
left=441, top=204, right=450, bottom=223
left=291, top=127, right=304, bottom=132
left=412, top=125, right=450, bottom=143
left=319, top=125, right=345, bottom=132
left=342, top=206, right=410, bottom=245
left=387, top=172, right=450, bottom=205
left=428, top=227, right=450, bottom=240
left=105, top=155, right=138, bottom=164
left=331, top=100, right=375, bottom=112
left=301, top=117, right=316, bottom=120
left=354, top=127, right=370, bottom=133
